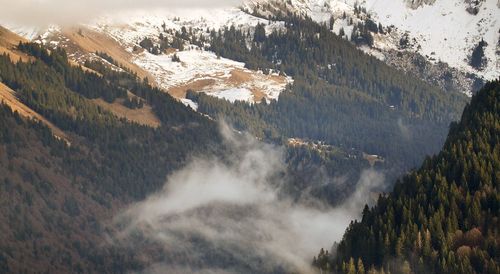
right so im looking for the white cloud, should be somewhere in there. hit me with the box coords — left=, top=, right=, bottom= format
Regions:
left=111, top=123, right=385, bottom=273
left=0, top=0, right=242, bottom=26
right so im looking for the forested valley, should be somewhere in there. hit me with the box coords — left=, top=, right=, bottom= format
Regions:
left=315, top=80, right=500, bottom=274
left=176, top=13, right=468, bottom=184
left=0, top=9, right=494, bottom=274
left=0, top=40, right=380, bottom=272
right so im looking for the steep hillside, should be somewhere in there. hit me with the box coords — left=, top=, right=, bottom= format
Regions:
left=186, top=14, right=467, bottom=183
left=315, top=80, right=500, bottom=274
left=2, top=10, right=469, bottom=183
left=0, top=105, right=122, bottom=273
left=90, top=93, right=161, bottom=128
left=59, top=26, right=156, bottom=82
left=0, top=3, right=494, bottom=273
left=0, top=26, right=31, bottom=62
left=0, top=82, right=67, bottom=140
left=15, top=11, right=292, bottom=105
left=0, top=41, right=378, bottom=273
left=246, top=0, right=500, bottom=95
left=0, top=42, right=226, bottom=273
left=5, top=0, right=498, bottom=96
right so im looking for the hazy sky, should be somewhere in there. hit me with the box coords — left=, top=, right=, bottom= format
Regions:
left=0, top=0, right=243, bottom=26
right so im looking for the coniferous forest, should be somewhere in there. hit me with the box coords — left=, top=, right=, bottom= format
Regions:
left=184, top=13, right=467, bottom=182
left=315, top=80, right=500, bottom=274
left=0, top=41, right=375, bottom=272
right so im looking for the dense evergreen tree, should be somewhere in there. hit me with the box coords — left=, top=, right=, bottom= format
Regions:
left=0, top=14, right=485, bottom=273
left=469, top=39, right=488, bottom=70
left=316, top=80, right=500, bottom=274
left=253, top=23, right=267, bottom=43
left=0, top=41, right=379, bottom=272
left=0, top=42, right=228, bottom=273
left=184, top=14, right=467, bottom=179
left=0, top=43, right=221, bottom=200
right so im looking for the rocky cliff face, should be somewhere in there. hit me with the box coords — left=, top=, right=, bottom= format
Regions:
left=405, top=0, right=437, bottom=9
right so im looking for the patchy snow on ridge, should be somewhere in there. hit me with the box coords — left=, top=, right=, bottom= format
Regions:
left=180, top=98, right=199, bottom=111
left=248, top=0, right=499, bottom=94
left=361, top=0, right=499, bottom=79
left=134, top=48, right=291, bottom=103
left=4, top=0, right=498, bottom=97
left=0, top=22, right=41, bottom=41
left=90, top=8, right=286, bottom=51
left=278, top=0, right=499, bottom=80
left=86, top=9, right=291, bottom=104
left=211, top=88, right=254, bottom=103
left=134, top=49, right=239, bottom=90
left=4, top=7, right=292, bottom=105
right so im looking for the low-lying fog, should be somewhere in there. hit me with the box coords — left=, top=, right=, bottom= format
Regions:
left=112, top=123, right=384, bottom=273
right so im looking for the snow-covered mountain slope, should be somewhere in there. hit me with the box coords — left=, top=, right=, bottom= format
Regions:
left=3, top=8, right=292, bottom=106
left=359, top=0, right=498, bottom=78
left=4, top=0, right=497, bottom=98
left=88, top=10, right=291, bottom=104
left=247, top=0, right=499, bottom=95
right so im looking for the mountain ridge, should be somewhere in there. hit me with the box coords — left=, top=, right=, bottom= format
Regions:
left=246, top=0, right=499, bottom=95
left=4, top=0, right=498, bottom=96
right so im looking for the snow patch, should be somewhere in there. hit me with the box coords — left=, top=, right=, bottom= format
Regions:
left=281, top=0, right=499, bottom=81
left=361, top=0, right=500, bottom=79
left=180, top=98, right=199, bottom=111
left=246, top=0, right=498, bottom=94
left=134, top=49, right=242, bottom=90
left=209, top=88, right=254, bottom=103
left=87, top=8, right=291, bottom=104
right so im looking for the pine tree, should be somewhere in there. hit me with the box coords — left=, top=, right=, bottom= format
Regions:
left=347, top=257, right=356, bottom=274
left=253, top=23, right=266, bottom=43
left=327, top=80, right=500, bottom=274
left=469, top=39, right=487, bottom=69
left=329, top=15, right=335, bottom=30
left=357, top=258, right=366, bottom=274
